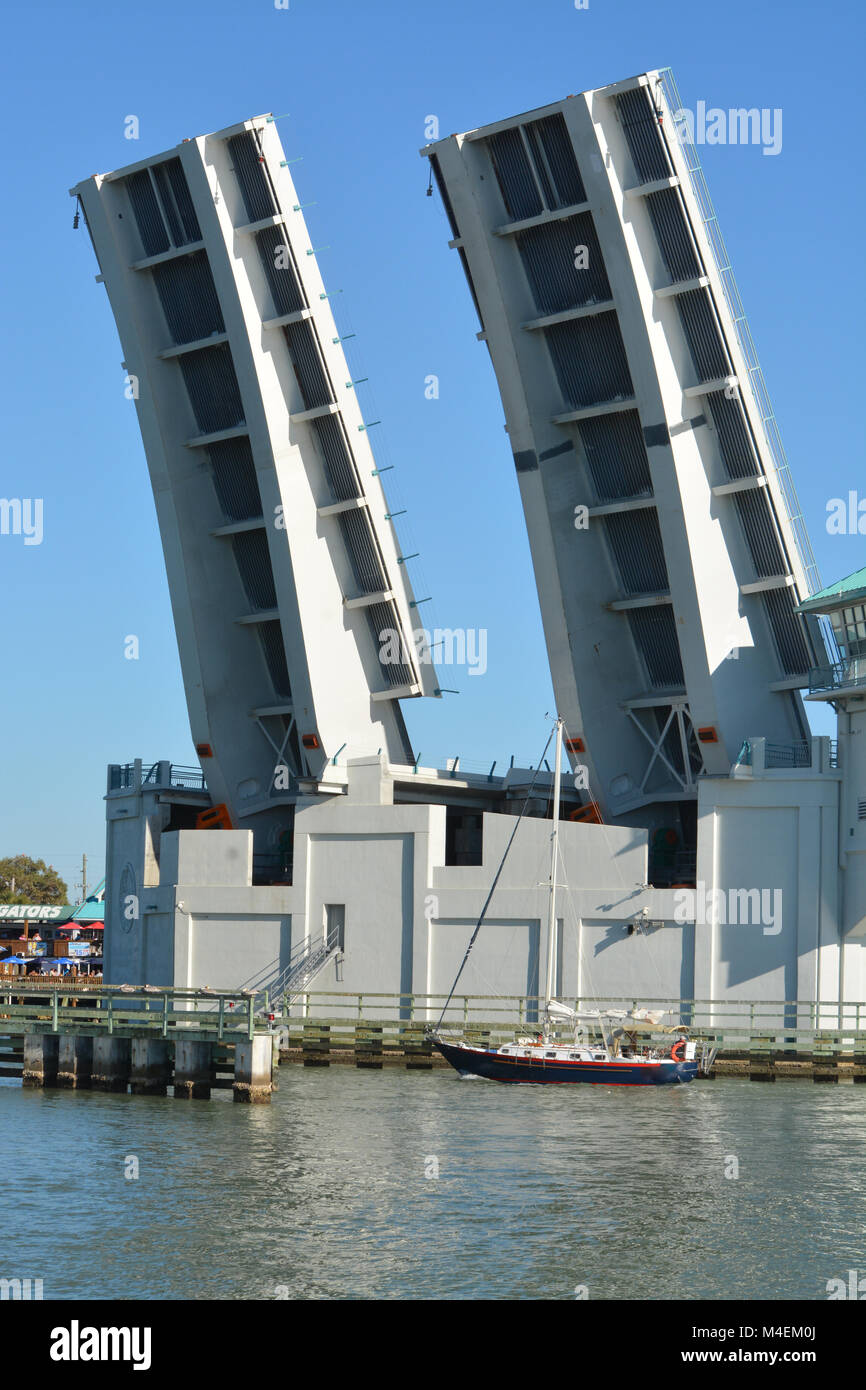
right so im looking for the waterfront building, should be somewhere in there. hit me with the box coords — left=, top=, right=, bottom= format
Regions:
left=103, top=701, right=863, bottom=1018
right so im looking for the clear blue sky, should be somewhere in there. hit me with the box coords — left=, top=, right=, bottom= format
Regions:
left=1, top=0, right=863, bottom=893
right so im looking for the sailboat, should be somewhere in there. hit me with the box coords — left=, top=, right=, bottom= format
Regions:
left=432, top=718, right=706, bottom=1086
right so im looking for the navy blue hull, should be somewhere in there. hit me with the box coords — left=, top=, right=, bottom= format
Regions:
left=435, top=1039, right=698, bottom=1085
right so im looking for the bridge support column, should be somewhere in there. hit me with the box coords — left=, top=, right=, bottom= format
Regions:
left=130, top=1039, right=171, bottom=1096
left=92, top=1037, right=131, bottom=1092
left=174, top=1040, right=212, bottom=1099
left=233, top=1035, right=274, bottom=1103
left=22, top=1034, right=58, bottom=1088
left=57, top=1035, right=93, bottom=1089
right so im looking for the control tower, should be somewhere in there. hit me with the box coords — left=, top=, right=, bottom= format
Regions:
left=800, top=568, right=866, bottom=981
left=72, top=117, right=438, bottom=857
left=423, top=69, right=824, bottom=852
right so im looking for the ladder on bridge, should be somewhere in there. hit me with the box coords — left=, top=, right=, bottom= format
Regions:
left=256, top=929, right=341, bottom=1015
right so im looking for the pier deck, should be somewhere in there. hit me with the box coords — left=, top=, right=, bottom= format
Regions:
left=2, top=986, right=865, bottom=1088
left=0, top=983, right=276, bottom=1101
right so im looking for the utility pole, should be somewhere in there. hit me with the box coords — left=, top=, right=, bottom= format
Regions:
left=81, top=854, right=88, bottom=902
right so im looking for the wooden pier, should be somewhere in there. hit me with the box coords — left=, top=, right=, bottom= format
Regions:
left=0, top=982, right=277, bottom=1102
left=270, top=991, right=866, bottom=1081
left=3, top=985, right=865, bottom=1089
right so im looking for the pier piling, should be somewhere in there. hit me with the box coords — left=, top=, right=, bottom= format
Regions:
left=92, top=1038, right=131, bottom=1092
left=22, top=1034, right=58, bottom=1088
left=174, top=1040, right=212, bottom=1099
left=130, top=1039, right=171, bottom=1096
left=57, top=1035, right=94, bottom=1089
left=232, top=1035, right=274, bottom=1103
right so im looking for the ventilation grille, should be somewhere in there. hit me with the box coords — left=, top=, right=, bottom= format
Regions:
left=125, top=160, right=201, bottom=258
left=516, top=212, right=611, bottom=316
left=616, top=88, right=671, bottom=184
left=734, top=490, right=787, bottom=579
left=489, top=128, right=542, bottom=221
left=858, top=799, right=866, bottom=822
left=545, top=311, right=633, bottom=409
left=126, top=170, right=170, bottom=257
left=338, top=509, right=387, bottom=595
left=228, top=132, right=277, bottom=223
left=312, top=414, right=361, bottom=502
left=488, top=113, right=585, bottom=222
left=207, top=436, right=262, bottom=521
left=284, top=320, right=334, bottom=411
left=707, top=390, right=758, bottom=480
left=763, top=586, right=809, bottom=676
left=366, top=601, right=416, bottom=688
left=259, top=619, right=292, bottom=698
left=627, top=605, right=685, bottom=689
left=255, top=225, right=306, bottom=318
left=676, top=289, right=729, bottom=382
left=646, top=187, right=701, bottom=283
left=604, top=509, right=669, bottom=594
left=151, top=251, right=224, bottom=344
left=151, top=159, right=201, bottom=245
left=577, top=410, right=653, bottom=501
left=524, top=114, right=586, bottom=208
left=178, top=345, right=245, bottom=435
left=232, top=529, right=277, bottom=611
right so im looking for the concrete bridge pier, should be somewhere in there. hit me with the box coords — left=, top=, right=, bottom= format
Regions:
left=174, top=1040, right=212, bottom=1099
left=57, top=1036, right=94, bottom=1089
left=92, top=1038, right=131, bottom=1092
left=22, top=1034, right=59, bottom=1088
left=130, top=1039, right=171, bottom=1096
left=233, top=1035, right=274, bottom=1103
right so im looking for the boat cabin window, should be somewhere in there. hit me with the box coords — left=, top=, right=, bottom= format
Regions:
left=568, top=1051, right=581, bottom=1059
left=593, top=1053, right=606, bottom=1061
left=522, top=1050, right=531, bottom=1056
left=545, top=1051, right=556, bottom=1058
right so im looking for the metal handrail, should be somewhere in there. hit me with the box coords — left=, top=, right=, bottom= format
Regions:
left=764, top=740, right=812, bottom=769
left=810, top=658, right=866, bottom=693
left=256, top=929, right=341, bottom=1011
left=108, top=762, right=207, bottom=792
left=656, top=67, right=820, bottom=598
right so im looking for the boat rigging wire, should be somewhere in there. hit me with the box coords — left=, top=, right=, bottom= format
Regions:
left=431, top=722, right=557, bottom=1033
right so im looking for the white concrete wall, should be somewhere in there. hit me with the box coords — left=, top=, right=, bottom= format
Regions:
left=694, top=739, right=846, bottom=1013
left=102, top=751, right=863, bottom=1011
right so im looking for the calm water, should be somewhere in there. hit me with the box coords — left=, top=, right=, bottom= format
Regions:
left=1, top=1070, right=864, bottom=1300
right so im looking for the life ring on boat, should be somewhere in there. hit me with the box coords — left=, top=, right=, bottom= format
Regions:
left=670, top=1039, right=686, bottom=1061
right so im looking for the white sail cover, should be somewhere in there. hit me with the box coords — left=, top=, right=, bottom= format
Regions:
left=547, top=1000, right=670, bottom=1027
left=546, top=1000, right=625, bottom=1024
left=627, top=1007, right=668, bottom=1025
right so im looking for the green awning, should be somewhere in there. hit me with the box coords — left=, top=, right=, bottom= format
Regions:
left=796, top=565, right=866, bottom=615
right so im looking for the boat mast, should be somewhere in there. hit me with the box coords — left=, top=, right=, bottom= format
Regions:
left=544, top=717, right=563, bottom=1018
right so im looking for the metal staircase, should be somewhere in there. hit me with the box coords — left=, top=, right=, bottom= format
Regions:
left=256, top=929, right=341, bottom=1013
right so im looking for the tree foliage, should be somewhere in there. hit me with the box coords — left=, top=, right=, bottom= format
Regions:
left=0, top=855, right=69, bottom=905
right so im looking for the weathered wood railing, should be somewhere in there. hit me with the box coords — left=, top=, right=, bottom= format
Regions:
left=266, top=993, right=866, bottom=1070
left=0, top=984, right=265, bottom=1041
